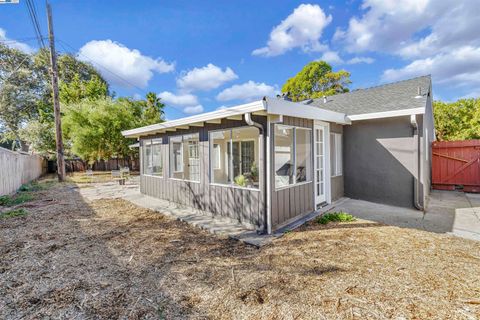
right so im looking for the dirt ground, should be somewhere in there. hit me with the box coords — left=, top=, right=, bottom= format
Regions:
left=1, top=179, right=480, bottom=319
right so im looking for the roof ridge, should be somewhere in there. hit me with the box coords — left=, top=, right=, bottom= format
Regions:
left=322, top=75, right=431, bottom=99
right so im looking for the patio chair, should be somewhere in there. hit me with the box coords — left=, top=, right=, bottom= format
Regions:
left=111, top=170, right=125, bottom=185
left=121, top=166, right=130, bottom=179
left=85, top=169, right=94, bottom=183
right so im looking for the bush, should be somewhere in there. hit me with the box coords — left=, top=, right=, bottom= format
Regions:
left=0, top=193, right=33, bottom=207
left=315, top=212, right=356, bottom=225
left=0, top=208, right=28, bottom=219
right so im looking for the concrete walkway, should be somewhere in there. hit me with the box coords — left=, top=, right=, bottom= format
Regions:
left=333, top=190, right=480, bottom=241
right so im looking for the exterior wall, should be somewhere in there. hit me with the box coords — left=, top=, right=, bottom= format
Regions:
left=421, top=93, right=435, bottom=207
left=343, top=116, right=418, bottom=208
left=330, top=123, right=344, bottom=202
left=270, top=116, right=314, bottom=229
left=139, top=116, right=266, bottom=230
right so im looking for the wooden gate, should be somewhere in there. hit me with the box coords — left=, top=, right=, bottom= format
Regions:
left=432, top=140, right=480, bottom=192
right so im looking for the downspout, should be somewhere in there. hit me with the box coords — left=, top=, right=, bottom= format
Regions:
left=410, top=115, right=424, bottom=211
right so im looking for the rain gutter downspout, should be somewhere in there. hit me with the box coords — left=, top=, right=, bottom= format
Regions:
left=411, top=115, right=424, bottom=211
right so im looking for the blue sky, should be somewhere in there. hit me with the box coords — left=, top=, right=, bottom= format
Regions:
left=1, top=0, right=479, bottom=119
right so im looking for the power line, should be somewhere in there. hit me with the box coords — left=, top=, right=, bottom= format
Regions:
left=25, top=0, right=45, bottom=48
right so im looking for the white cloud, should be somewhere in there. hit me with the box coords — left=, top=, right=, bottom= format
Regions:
left=216, top=81, right=276, bottom=102
left=252, top=4, right=332, bottom=57
left=334, top=0, right=479, bottom=59
left=158, top=91, right=198, bottom=106
left=320, top=51, right=343, bottom=65
left=176, top=64, right=237, bottom=92
left=382, top=46, right=480, bottom=86
left=183, top=105, right=204, bottom=114
left=320, top=51, right=375, bottom=65
left=78, top=40, right=174, bottom=88
left=0, top=28, right=34, bottom=53
left=347, top=56, right=374, bottom=64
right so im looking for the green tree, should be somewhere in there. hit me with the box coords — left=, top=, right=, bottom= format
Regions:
left=143, top=92, right=165, bottom=124
left=281, top=61, right=351, bottom=102
left=0, top=44, right=42, bottom=149
left=62, top=98, right=142, bottom=162
left=434, top=98, right=480, bottom=141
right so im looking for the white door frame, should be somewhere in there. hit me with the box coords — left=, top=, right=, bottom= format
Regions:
left=313, top=120, right=331, bottom=209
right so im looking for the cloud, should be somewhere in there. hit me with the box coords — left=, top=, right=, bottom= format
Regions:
left=158, top=91, right=199, bottom=106
left=334, top=0, right=479, bottom=59
left=252, top=4, right=332, bottom=57
left=183, top=105, right=204, bottom=114
left=320, top=51, right=343, bottom=65
left=216, top=81, right=276, bottom=102
left=0, top=28, right=34, bottom=53
left=320, top=51, right=375, bottom=65
left=176, top=63, right=237, bottom=92
left=78, top=40, right=174, bottom=88
left=382, top=46, right=480, bottom=87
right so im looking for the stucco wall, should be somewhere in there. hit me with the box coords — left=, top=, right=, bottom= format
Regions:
left=330, top=123, right=344, bottom=202
left=422, top=93, right=435, bottom=207
left=343, top=116, right=417, bottom=208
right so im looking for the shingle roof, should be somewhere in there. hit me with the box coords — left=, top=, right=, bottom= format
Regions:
left=307, top=75, right=431, bottom=115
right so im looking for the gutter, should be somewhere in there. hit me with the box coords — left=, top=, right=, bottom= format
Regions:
left=410, top=115, right=424, bottom=211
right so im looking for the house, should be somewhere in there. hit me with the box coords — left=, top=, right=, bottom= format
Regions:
left=122, top=75, right=434, bottom=234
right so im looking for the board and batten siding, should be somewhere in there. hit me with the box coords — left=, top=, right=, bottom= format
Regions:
left=270, top=116, right=314, bottom=229
left=330, top=123, right=344, bottom=201
left=139, top=116, right=266, bottom=230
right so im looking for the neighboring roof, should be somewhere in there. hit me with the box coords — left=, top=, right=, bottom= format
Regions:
left=308, top=75, right=431, bottom=116
left=122, top=98, right=349, bottom=138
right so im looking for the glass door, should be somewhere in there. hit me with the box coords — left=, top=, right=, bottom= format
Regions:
left=314, top=125, right=326, bottom=207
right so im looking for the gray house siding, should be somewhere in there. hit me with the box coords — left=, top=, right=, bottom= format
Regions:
left=330, top=123, right=344, bottom=202
left=140, top=116, right=267, bottom=230
left=270, top=116, right=314, bottom=228
left=343, top=116, right=419, bottom=208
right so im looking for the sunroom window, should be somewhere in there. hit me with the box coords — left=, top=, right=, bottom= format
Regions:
left=142, top=138, right=163, bottom=176
left=169, top=133, right=200, bottom=181
left=210, top=127, right=260, bottom=189
left=274, top=125, right=312, bottom=189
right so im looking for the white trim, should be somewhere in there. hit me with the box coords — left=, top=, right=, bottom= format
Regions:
left=122, top=100, right=266, bottom=138
left=348, top=107, right=425, bottom=121
left=209, top=182, right=260, bottom=192
left=274, top=180, right=313, bottom=191
left=168, top=178, right=201, bottom=184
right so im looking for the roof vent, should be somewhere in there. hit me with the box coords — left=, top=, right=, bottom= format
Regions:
left=414, top=86, right=423, bottom=99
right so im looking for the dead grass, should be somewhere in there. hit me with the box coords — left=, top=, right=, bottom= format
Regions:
left=66, top=171, right=139, bottom=184
left=1, top=180, right=479, bottom=319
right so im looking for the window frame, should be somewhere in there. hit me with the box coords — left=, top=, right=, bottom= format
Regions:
left=209, top=126, right=260, bottom=190
left=142, top=138, right=164, bottom=178
left=274, top=124, right=313, bottom=191
left=330, top=132, right=343, bottom=177
left=169, top=133, right=200, bottom=182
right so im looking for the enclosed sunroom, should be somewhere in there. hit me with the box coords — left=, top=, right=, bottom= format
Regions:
left=122, top=97, right=350, bottom=234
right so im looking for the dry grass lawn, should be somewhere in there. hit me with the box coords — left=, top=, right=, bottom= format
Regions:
left=1, top=179, right=479, bottom=319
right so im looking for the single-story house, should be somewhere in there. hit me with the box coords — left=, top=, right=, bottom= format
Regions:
left=122, top=75, right=435, bottom=234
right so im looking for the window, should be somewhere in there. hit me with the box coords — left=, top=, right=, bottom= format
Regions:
left=274, top=124, right=312, bottom=189
left=330, top=132, right=342, bottom=177
left=142, top=138, right=163, bottom=176
left=209, top=127, right=260, bottom=189
left=169, top=133, right=200, bottom=181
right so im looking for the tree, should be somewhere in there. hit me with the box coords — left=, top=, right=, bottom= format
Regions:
left=281, top=61, right=351, bottom=102
left=0, top=44, right=42, bottom=149
left=143, top=92, right=165, bottom=124
left=434, top=98, right=480, bottom=141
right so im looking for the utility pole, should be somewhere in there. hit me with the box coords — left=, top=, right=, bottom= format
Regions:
left=46, top=1, right=65, bottom=181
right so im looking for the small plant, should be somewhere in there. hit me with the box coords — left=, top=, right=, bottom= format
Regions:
left=315, top=212, right=356, bottom=225
left=0, top=208, right=28, bottom=219
left=234, top=174, right=247, bottom=187
left=0, top=193, right=33, bottom=207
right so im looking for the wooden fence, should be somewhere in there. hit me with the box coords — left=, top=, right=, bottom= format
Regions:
left=0, top=147, right=46, bottom=196
left=64, top=158, right=140, bottom=172
left=432, top=140, right=480, bottom=192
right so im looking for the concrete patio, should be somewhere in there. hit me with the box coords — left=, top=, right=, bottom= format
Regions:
left=334, top=190, right=480, bottom=241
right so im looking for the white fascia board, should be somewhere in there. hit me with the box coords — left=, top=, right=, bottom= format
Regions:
left=348, top=107, right=425, bottom=121
left=122, top=100, right=266, bottom=138
left=265, top=98, right=350, bottom=125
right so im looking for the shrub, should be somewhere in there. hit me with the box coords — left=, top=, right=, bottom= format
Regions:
left=0, top=193, right=33, bottom=207
left=0, top=208, right=28, bottom=219
left=315, top=212, right=356, bottom=225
